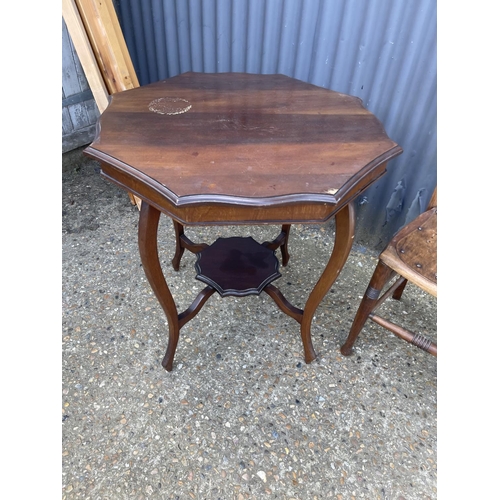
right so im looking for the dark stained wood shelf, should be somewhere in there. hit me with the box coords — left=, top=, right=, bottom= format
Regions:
left=195, top=236, right=281, bottom=297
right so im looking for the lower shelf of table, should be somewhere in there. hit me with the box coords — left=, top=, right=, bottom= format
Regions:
left=194, top=236, right=282, bottom=297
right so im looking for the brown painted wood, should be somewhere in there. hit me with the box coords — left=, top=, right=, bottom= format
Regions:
left=341, top=260, right=394, bottom=356
left=84, top=73, right=402, bottom=371
left=262, top=224, right=291, bottom=266
left=427, top=188, right=437, bottom=210
left=380, top=207, right=437, bottom=297
left=301, top=202, right=355, bottom=362
left=341, top=193, right=437, bottom=358
left=178, top=286, right=216, bottom=329
left=75, top=0, right=140, bottom=94
left=263, top=285, right=304, bottom=324
left=67, top=0, right=141, bottom=206
left=137, top=201, right=180, bottom=371
left=62, top=0, right=110, bottom=113
left=171, top=219, right=186, bottom=271
left=85, top=72, right=401, bottom=217
left=170, top=218, right=209, bottom=271
left=138, top=201, right=217, bottom=371
left=369, top=313, right=437, bottom=356
left=195, top=237, right=281, bottom=297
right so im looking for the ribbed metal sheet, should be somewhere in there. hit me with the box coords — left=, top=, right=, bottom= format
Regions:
left=115, top=0, right=436, bottom=248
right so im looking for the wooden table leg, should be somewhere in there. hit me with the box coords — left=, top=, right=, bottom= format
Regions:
left=280, top=224, right=291, bottom=266
left=140, top=203, right=354, bottom=369
left=139, top=204, right=217, bottom=370
left=138, top=202, right=181, bottom=371
left=300, top=202, right=355, bottom=363
left=171, top=220, right=185, bottom=271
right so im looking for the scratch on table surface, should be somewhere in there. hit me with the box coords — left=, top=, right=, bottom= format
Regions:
left=325, top=188, right=338, bottom=195
left=149, top=97, right=192, bottom=115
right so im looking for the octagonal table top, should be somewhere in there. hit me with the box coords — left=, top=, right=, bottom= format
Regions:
left=86, top=72, right=402, bottom=212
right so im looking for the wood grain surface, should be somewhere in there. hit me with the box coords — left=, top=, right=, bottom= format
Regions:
left=86, top=72, right=402, bottom=211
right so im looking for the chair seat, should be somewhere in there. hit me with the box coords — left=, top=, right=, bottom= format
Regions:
left=380, top=207, right=437, bottom=297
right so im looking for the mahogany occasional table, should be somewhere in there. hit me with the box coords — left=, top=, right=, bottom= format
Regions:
left=84, top=72, right=402, bottom=371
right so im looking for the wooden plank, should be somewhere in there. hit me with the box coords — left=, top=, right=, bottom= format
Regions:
left=62, top=0, right=110, bottom=113
left=74, top=0, right=140, bottom=94
left=62, top=106, right=74, bottom=136
left=62, top=19, right=87, bottom=98
left=63, top=0, right=141, bottom=207
left=74, top=0, right=141, bottom=207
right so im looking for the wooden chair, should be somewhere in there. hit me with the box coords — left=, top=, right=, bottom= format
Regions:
left=341, top=188, right=437, bottom=357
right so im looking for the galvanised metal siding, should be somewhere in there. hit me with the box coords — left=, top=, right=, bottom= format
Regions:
left=115, top=0, right=436, bottom=249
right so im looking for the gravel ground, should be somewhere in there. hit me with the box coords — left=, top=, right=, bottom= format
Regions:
left=62, top=147, right=437, bottom=499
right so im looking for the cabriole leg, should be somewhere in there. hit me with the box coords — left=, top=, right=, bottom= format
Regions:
left=301, top=203, right=356, bottom=363
left=138, top=202, right=181, bottom=371
left=171, top=220, right=185, bottom=271
left=280, top=224, right=291, bottom=266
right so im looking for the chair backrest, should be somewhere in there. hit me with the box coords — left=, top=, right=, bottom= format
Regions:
left=427, top=187, right=437, bottom=210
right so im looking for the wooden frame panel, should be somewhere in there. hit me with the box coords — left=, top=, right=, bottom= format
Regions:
left=62, top=0, right=109, bottom=113
left=62, top=0, right=141, bottom=206
left=74, top=0, right=140, bottom=94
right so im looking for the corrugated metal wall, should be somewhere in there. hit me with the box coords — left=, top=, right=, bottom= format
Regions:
left=114, top=0, right=436, bottom=249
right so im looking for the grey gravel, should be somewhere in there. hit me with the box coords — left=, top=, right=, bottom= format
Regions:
left=62, top=147, right=437, bottom=499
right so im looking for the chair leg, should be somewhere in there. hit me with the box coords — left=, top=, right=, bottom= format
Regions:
left=340, top=260, right=393, bottom=356
left=392, top=278, right=408, bottom=300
